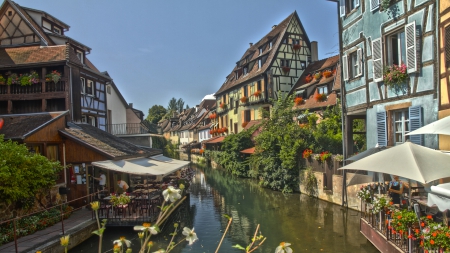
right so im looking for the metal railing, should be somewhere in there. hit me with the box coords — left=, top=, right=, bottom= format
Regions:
left=107, top=123, right=150, bottom=135
left=0, top=191, right=99, bottom=253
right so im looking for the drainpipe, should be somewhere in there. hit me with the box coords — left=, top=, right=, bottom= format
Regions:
left=69, top=65, right=74, bottom=121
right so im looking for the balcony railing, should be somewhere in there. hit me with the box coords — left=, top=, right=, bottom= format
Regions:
left=107, top=123, right=150, bottom=135
left=0, top=80, right=66, bottom=95
left=240, top=92, right=266, bottom=106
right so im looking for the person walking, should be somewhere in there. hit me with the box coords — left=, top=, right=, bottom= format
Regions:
left=94, top=170, right=106, bottom=191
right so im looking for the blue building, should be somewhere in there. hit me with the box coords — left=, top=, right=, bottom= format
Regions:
left=338, top=0, right=439, bottom=155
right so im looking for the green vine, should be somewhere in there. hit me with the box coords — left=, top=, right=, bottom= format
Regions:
left=301, top=167, right=317, bottom=197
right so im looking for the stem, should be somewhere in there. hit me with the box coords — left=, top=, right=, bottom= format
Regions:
left=165, top=226, right=178, bottom=252
left=248, top=224, right=260, bottom=250
left=98, top=235, right=103, bottom=253
left=214, top=217, right=233, bottom=253
left=95, top=210, right=100, bottom=229
left=167, top=238, right=186, bottom=252
left=247, top=238, right=266, bottom=253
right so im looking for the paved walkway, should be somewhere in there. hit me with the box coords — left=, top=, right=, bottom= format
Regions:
left=0, top=208, right=94, bottom=253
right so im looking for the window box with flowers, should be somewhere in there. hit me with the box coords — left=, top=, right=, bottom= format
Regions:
left=282, top=66, right=290, bottom=74
left=302, top=149, right=313, bottom=159
left=383, top=63, right=408, bottom=90
left=45, top=70, right=61, bottom=83
left=322, top=70, right=332, bottom=78
left=6, top=72, right=40, bottom=86
left=294, top=97, right=304, bottom=106
left=314, top=93, right=327, bottom=102
left=305, top=74, right=313, bottom=83
left=319, top=151, right=332, bottom=162
left=219, top=103, right=227, bottom=109
left=253, top=90, right=262, bottom=97
left=240, top=96, right=248, bottom=103
left=314, top=72, right=322, bottom=80
left=209, top=113, right=217, bottom=120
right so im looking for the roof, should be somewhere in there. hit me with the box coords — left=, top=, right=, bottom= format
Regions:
left=240, top=147, right=255, bottom=154
left=0, top=111, right=68, bottom=140
left=215, top=12, right=308, bottom=96
left=203, top=136, right=225, bottom=144
left=59, top=122, right=161, bottom=160
left=293, top=91, right=339, bottom=111
left=197, top=122, right=212, bottom=131
left=244, top=120, right=262, bottom=130
left=0, top=45, right=66, bottom=67
left=19, top=5, right=70, bottom=29
left=199, top=99, right=216, bottom=110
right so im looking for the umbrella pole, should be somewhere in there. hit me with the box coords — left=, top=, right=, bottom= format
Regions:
left=408, top=179, right=412, bottom=210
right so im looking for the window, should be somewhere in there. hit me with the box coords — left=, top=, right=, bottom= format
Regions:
left=46, top=145, right=59, bottom=161
left=258, top=59, right=262, bottom=69
left=259, top=47, right=263, bottom=55
left=340, top=0, right=360, bottom=16
left=235, top=71, right=239, bottom=79
left=317, top=86, right=328, bottom=94
left=42, top=20, right=51, bottom=32
left=106, top=85, right=111, bottom=94
left=343, top=48, right=362, bottom=81
left=80, top=77, right=85, bottom=93
left=76, top=50, right=84, bottom=64
left=86, top=80, right=94, bottom=96
left=280, top=59, right=290, bottom=67
left=243, top=67, right=248, bottom=75
left=53, top=27, right=61, bottom=34
left=393, top=109, right=409, bottom=145
left=387, top=30, right=406, bottom=66
left=292, top=39, right=300, bottom=45
left=257, top=80, right=261, bottom=91
left=244, top=110, right=251, bottom=122
left=269, top=41, right=273, bottom=49
left=445, top=25, right=450, bottom=68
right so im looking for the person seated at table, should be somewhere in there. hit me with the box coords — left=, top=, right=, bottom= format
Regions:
left=389, top=175, right=404, bottom=205
left=117, top=178, right=131, bottom=193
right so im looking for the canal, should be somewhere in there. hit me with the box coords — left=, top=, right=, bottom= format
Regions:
left=71, top=164, right=378, bottom=252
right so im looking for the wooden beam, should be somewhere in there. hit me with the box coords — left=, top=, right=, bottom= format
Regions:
left=0, top=91, right=67, bottom=101
left=384, top=102, right=412, bottom=111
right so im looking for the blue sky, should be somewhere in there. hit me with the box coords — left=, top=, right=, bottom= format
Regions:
left=16, top=0, right=339, bottom=115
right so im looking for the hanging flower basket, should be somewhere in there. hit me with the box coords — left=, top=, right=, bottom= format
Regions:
left=253, top=90, right=262, bottom=97
left=217, top=128, right=223, bottom=134
left=242, top=122, right=248, bottom=128
left=294, top=97, right=304, bottom=105
left=45, top=70, right=61, bottom=83
left=305, top=75, right=313, bottom=83
left=322, top=70, right=332, bottom=78
left=219, top=103, right=227, bottom=109
left=383, top=63, right=408, bottom=89
left=282, top=66, right=290, bottom=74
left=293, top=44, right=301, bottom=50
left=314, top=72, right=321, bottom=80
left=240, top=96, right=248, bottom=103
left=314, top=93, right=327, bottom=102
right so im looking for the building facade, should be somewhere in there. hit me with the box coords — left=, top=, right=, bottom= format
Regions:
left=339, top=0, right=439, bottom=156
left=438, top=0, right=450, bottom=150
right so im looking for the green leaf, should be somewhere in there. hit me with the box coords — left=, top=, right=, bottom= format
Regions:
left=223, top=214, right=231, bottom=220
left=232, top=244, right=246, bottom=250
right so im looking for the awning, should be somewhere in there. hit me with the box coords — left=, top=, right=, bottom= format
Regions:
left=91, top=155, right=190, bottom=176
left=427, top=183, right=450, bottom=211
left=240, top=147, right=255, bottom=154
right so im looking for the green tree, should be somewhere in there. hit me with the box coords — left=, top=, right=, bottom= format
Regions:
left=0, top=135, right=62, bottom=208
left=176, top=98, right=185, bottom=113
left=167, top=97, right=177, bottom=112
left=217, top=129, right=254, bottom=177
left=146, top=105, right=167, bottom=124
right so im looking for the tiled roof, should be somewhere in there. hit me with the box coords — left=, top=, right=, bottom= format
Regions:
left=0, top=45, right=66, bottom=67
left=197, top=122, right=212, bottom=131
left=243, top=120, right=262, bottom=130
left=59, top=123, right=161, bottom=159
left=215, top=12, right=299, bottom=96
left=0, top=111, right=67, bottom=140
left=293, top=91, right=339, bottom=111
left=203, top=136, right=225, bottom=144
left=199, top=99, right=216, bottom=110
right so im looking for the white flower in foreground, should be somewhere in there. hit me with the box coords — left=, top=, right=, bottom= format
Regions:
left=182, top=227, right=198, bottom=245
left=113, top=236, right=131, bottom=247
left=134, top=223, right=159, bottom=235
left=162, top=186, right=181, bottom=202
left=275, top=242, right=292, bottom=253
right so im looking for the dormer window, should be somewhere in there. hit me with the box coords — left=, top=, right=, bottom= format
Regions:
left=269, top=41, right=273, bottom=49
left=235, top=71, right=239, bottom=79
left=76, top=50, right=84, bottom=64
left=259, top=48, right=263, bottom=55
left=42, top=20, right=51, bottom=32
left=258, top=59, right=262, bottom=69
left=243, top=67, right=248, bottom=75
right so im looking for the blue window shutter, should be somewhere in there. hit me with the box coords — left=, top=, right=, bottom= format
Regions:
left=376, top=111, right=387, bottom=146
left=409, top=106, right=422, bottom=145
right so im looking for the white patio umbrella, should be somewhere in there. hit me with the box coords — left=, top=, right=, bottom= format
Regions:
left=406, top=116, right=450, bottom=136
left=338, top=141, right=450, bottom=184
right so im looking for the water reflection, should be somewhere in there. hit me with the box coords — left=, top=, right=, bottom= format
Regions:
left=71, top=165, right=377, bottom=253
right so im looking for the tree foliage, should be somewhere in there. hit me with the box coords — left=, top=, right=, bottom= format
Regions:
left=146, top=105, right=167, bottom=124
left=167, top=97, right=178, bottom=112
left=176, top=98, right=185, bottom=113
left=0, top=135, right=62, bottom=207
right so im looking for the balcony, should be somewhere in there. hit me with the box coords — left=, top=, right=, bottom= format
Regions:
left=0, top=80, right=66, bottom=97
left=240, top=92, right=266, bottom=106
left=107, top=123, right=150, bottom=135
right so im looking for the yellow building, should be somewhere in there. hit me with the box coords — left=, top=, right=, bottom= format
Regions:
left=439, top=1, right=450, bottom=150
left=213, top=11, right=313, bottom=134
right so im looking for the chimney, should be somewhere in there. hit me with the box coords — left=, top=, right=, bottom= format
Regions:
left=249, top=42, right=253, bottom=47
left=311, top=41, right=318, bottom=62
left=272, top=25, right=277, bottom=29
left=129, top=103, right=133, bottom=108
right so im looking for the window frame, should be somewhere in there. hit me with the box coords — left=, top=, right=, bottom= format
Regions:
left=80, top=77, right=86, bottom=94
left=317, top=85, right=328, bottom=95
left=385, top=28, right=406, bottom=66
left=392, top=109, right=410, bottom=145
left=86, top=80, right=95, bottom=96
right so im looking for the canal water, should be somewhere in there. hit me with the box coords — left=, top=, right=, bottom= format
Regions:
left=71, top=164, right=378, bottom=253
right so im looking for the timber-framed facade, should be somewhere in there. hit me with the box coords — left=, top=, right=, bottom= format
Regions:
left=438, top=0, right=450, bottom=150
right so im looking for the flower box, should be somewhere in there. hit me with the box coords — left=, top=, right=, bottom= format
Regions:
left=314, top=93, right=327, bottom=102
left=253, top=90, right=262, bottom=97
left=305, top=75, right=313, bottom=83
left=240, top=96, right=248, bottom=103
left=45, top=70, right=61, bottom=83
left=302, top=149, right=313, bottom=158
left=319, top=151, right=332, bottom=162
left=219, top=103, right=227, bottom=109
left=0, top=75, right=6, bottom=85
left=294, top=97, right=303, bottom=105
left=322, top=70, right=332, bottom=78
left=242, top=122, right=248, bottom=128
left=222, top=127, right=228, bottom=133
left=383, top=63, right=408, bottom=89
left=314, top=72, right=321, bottom=80
left=209, top=113, right=217, bottom=120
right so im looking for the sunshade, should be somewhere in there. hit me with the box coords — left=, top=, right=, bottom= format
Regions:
left=406, top=116, right=450, bottom=136
left=347, top=172, right=392, bottom=186
left=346, top=145, right=387, bottom=161
left=92, top=155, right=190, bottom=176
left=339, top=142, right=450, bottom=184
left=427, top=183, right=450, bottom=211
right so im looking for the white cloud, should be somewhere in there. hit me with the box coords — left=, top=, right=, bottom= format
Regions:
left=201, top=94, right=215, bottom=101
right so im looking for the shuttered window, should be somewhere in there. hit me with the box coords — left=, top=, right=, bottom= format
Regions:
left=340, top=0, right=346, bottom=17
left=445, top=25, right=450, bottom=68
left=376, top=111, right=387, bottom=146
left=370, top=0, right=380, bottom=11
left=372, top=38, right=383, bottom=82
left=342, top=54, right=348, bottom=81
left=408, top=106, right=422, bottom=145
left=405, top=21, right=417, bottom=73
left=357, top=48, right=363, bottom=76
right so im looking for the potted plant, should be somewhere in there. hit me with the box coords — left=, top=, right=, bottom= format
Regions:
left=305, top=74, right=313, bottom=83
left=314, top=93, right=327, bottom=102
left=383, top=63, right=408, bottom=90
left=294, top=97, right=303, bottom=105
left=380, top=0, right=392, bottom=11
left=356, top=186, right=372, bottom=203
left=219, top=102, right=227, bottom=109
left=45, top=70, right=61, bottom=83
left=314, top=72, right=321, bottom=80
left=0, top=75, right=5, bottom=85
left=312, top=154, right=321, bottom=161
left=333, top=154, right=344, bottom=162
left=110, top=193, right=130, bottom=207
left=253, top=90, right=262, bottom=97
left=240, top=96, right=248, bottom=103
left=319, top=151, right=332, bottom=162
left=322, top=70, right=332, bottom=78
left=222, top=127, right=228, bottom=133
left=282, top=66, right=290, bottom=74
left=7, top=73, right=19, bottom=85
left=302, top=149, right=313, bottom=159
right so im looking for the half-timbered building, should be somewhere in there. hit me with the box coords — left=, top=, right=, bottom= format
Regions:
left=213, top=11, right=313, bottom=134
left=338, top=0, right=439, bottom=156
left=439, top=0, right=450, bottom=150
left=0, top=0, right=111, bottom=130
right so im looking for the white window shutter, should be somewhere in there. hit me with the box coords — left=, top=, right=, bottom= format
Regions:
left=376, top=111, right=387, bottom=147
left=372, top=38, right=383, bottom=82
left=357, top=48, right=363, bottom=76
left=355, top=0, right=360, bottom=8
left=340, top=0, right=346, bottom=17
left=405, top=21, right=417, bottom=73
left=409, top=106, right=422, bottom=145
left=342, top=54, right=349, bottom=81
left=370, top=0, right=380, bottom=11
